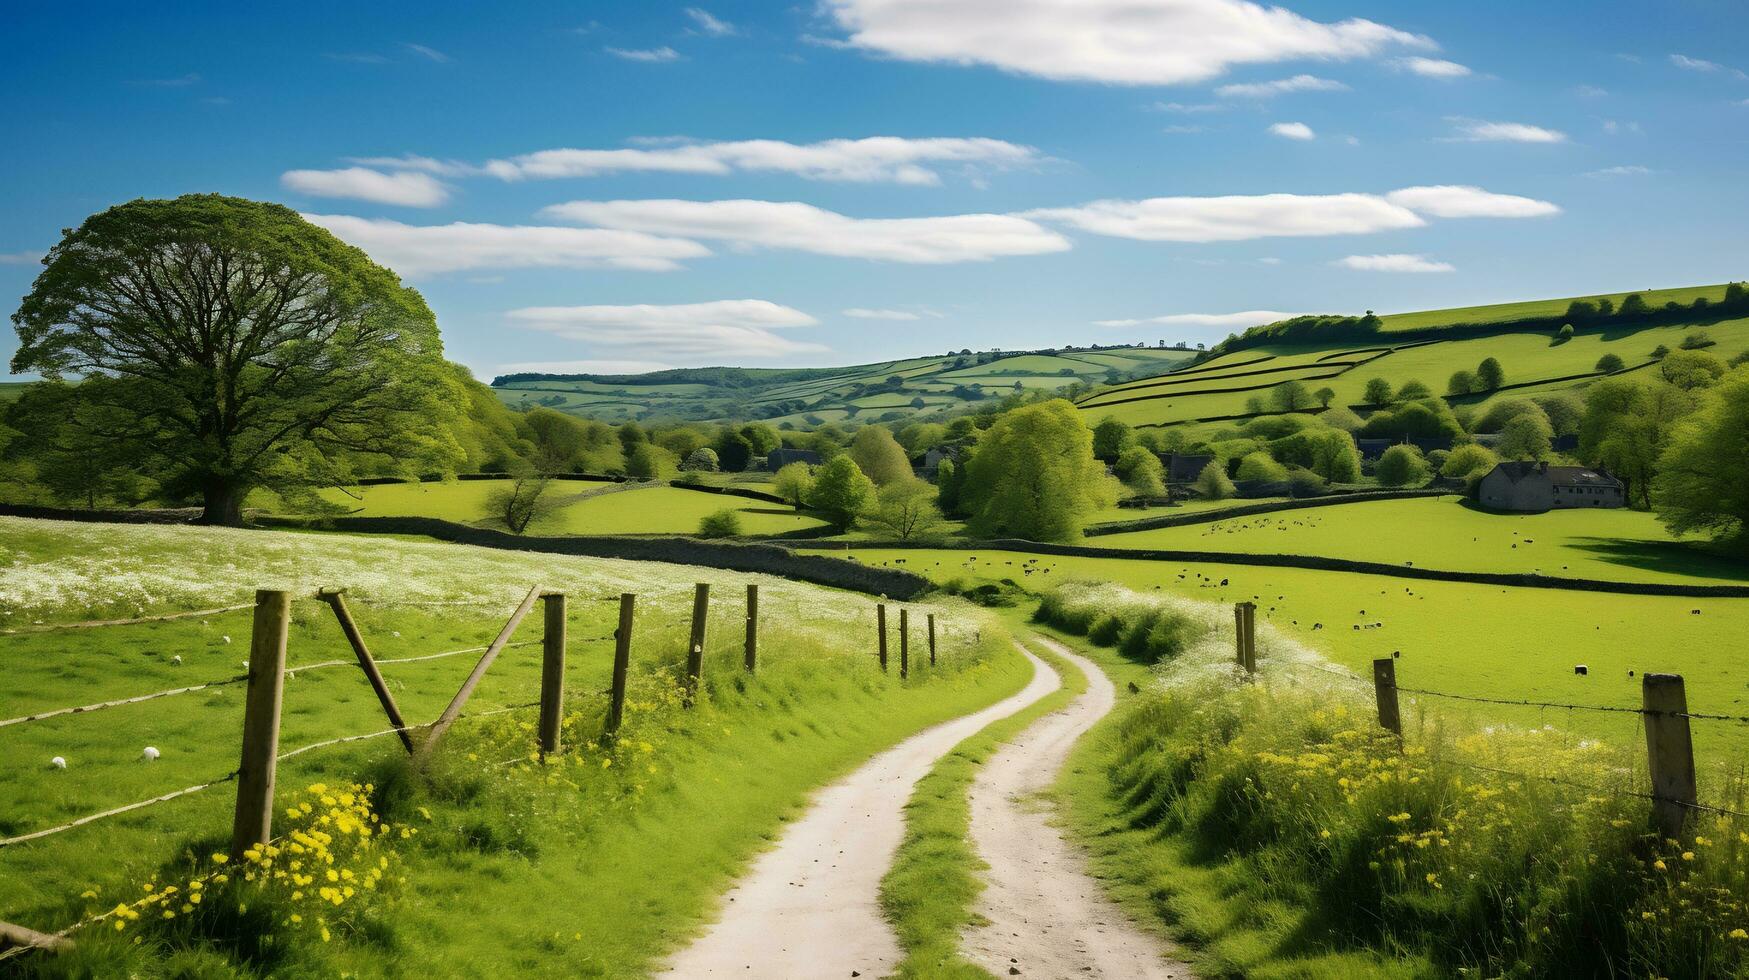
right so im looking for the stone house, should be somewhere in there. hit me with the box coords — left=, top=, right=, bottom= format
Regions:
left=1476, top=461, right=1625, bottom=512
left=764, top=447, right=822, bottom=472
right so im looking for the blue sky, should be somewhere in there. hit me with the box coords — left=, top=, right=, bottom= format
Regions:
left=3, top=0, right=1746, bottom=381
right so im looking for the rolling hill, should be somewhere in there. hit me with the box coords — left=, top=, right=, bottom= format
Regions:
left=490, top=345, right=1195, bottom=425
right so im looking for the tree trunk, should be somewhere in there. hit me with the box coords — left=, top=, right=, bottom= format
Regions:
left=200, top=479, right=246, bottom=526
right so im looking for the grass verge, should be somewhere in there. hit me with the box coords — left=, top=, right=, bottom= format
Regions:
left=879, top=625, right=1085, bottom=979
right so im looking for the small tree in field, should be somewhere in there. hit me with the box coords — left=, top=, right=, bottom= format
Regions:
left=849, top=426, right=912, bottom=485
left=961, top=400, right=1113, bottom=542
left=9, top=194, right=462, bottom=525
left=806, top=455, right=875, bottom=530
left=1476, top=357, right=1506, bottom=391
left=1314, top=386, right=1337, bottom=408
left=1496, top=414, right=1553, bottom=460
left=627, top=443, right=677, bottom=481
left=1236, top=451, right=1288, bottom=483
left=1596, top=353, right=1625, bottom=373
left=1375, top=445, right=1430, bottom=487
left=1194, top=460, right=1236, bottom=500
left=697, top=508, right=743, bottom=539
left=486, top=471, right=554, bottom=534
left=1448, top=370, right=1477, bottom=396
left=772, top=462, right=814, bottom=509
left=1116, top=446, right=1165, bottom=504
left=682, top=447, right=719, bottom=472
left=1441, top=443, right=1499, bottom=481
left=863, top=479, right=948, bottom=540
left=1271, top=380, right=1314, bottom=411
left=1092, top=416, right=1135, bottom=461
left=1363, top=378, right=1394, bottom=405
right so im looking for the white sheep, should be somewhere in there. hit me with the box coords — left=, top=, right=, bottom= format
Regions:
left=172, top=655, right=183, bottom=665
left=142, top=746, right=161, bottom=761
left=50, top=756, right=67, bottom=769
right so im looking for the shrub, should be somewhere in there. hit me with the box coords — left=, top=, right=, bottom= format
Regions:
left=1285, top=466, right=1327, bottom=498
left=681, top=447, right=719, bottom=472
left=1596, top=353, right=1625, bottom=373
left=697, top=508, right=743, bottom=538
left=1557, top=322, right=1575, bottom=342
left=1195, top=460, right=1236, bottom=500
left=1375, top=444, right=1430, bottom=487
left=1033, top=584, right=1206, bottom=664
left=1680, top=331, right=1716, bottom=350
left=1441, top=443, right=1499, bottom=480
left=1235, top=451, right=1288, bottom=483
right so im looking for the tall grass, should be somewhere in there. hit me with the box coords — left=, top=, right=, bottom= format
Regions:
left=1041, top=582, right=1749, bottom=978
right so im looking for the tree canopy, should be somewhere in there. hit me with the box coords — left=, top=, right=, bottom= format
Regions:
left=849, top=425, right=913, bottom=484
left=961, top=399, right=1113, bottom=542
left=806, top=454, right=875, bottom=530
left=9, top=194, right=461, bottom=523
left=1653, top=372, right=1749, bottom=547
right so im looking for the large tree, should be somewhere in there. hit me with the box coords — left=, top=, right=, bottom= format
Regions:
left=10, top=195, right=460, bottom=524
left=849, top=425, right=913, bottom=485
left=1653, top=372, right=1749, bottom=547
left=960, top=399, right=1114, bottom=542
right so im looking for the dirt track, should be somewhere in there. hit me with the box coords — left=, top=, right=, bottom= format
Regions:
left=658, top=648, right=1061, bottom=978
left=961, top=636, right=1194, bottom=978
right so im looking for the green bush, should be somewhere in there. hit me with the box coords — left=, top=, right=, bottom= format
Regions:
left=1034, top=584, right=1205, bottom=664
left=696, top=508, right=743, bottom=538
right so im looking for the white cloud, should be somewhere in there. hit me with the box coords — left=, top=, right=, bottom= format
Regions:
left=820, top=0, right=1431, bottom=85
left=477, top=136, right=1039, bottom=185
left=0, top=251, right=42, bottom=265
left=1217, top=74, right=1347, bottom=98
left=1338, top=253, right=1454, bottom=273
left=1670, top=53, right=1747, bottom=79
left=1573, top=84, right=1608, bottom=97
left=1162, top=125, right=1206, bottom=134
left=280, top=167, right=451, bottom=207
left=1024, top=192, right=1422, bottom=242
left=302, top=214, right=710, bottom=274
left=1395, top=56, right=1470, bottom=78
left=1446, top=119, right=1567, bottom=143
left=1385, top=185, right=1560, bottom=218
left=506, top=300, right=825, bottom=361
left=842, top=308, right=922, bottom=320
left=543, top=198, right=1071, bottom=264
left=608, top=46, right=682, bottom=63
left=1584, top=165, right=1653, bottom=178
left=404, top=43, right=451, bottom=63
left=685, top=8, right=737, bottom=36
left=1269, top=121, right=1316, bottom=140
left=1601, top=119, right=1643, bottom=136
left=1095, top=310, right=1294, bottom=328
left=1151, top=101, right=1226, bottom=113
left=498, top=359, right=676, bottom=375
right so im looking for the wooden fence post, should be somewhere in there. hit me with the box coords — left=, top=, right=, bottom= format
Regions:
left=232, top=589, right=290, bottom=858
left=899, top=608, right=909, bottom=680
left=538, top=592, right=566, bottom=756
left=606, top=594, right=634, bottom=736
left=1372, top=657, right=1402, bottom=741
left=685, top=583, right=709, bottom=706
left=1643, top=673, right=1698, bottom=838
left=744, top=583, right=758, bottom=673
left=318, top=589, right=414, bottom=753
left=877, top=603, right=888, bottom=672
left=927, top=613, right=937, bottom=666
left=1234, top=602, right=1257, bottom=675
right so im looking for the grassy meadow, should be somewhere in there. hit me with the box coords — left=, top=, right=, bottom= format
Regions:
left=0, top=517, right=1022, bottom=976
left=312, top=481, right=827, bottom=536
left=842, top=545, right=1749, bottom=764
left=1096, top=494, right=1749, bottom=585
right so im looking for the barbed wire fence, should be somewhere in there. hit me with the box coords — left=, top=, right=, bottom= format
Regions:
left=1228, top=601, right=1746, bottom=834
left=0, top=580, right=962, bottom=958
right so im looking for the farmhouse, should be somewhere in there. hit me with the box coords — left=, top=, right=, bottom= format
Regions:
left=1159, top=453, right=1215, bottom=484
left=1476, top=461, right=1626, bottom=512
left=764, top=447, right=822, bottom=471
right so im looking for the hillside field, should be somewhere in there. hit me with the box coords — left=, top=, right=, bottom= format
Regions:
left=492, top=345, right=1194, bottom=425
left=0, top=517, right=1019, bottom=975
left=1096, top=494, right=1749, bottom=586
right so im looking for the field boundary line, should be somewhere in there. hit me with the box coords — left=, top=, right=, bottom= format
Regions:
left=1085, top=489, right=1450, bottom=535
left=786, top=538, right=1749, bottom=598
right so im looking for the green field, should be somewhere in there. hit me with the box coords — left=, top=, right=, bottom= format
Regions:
left=314, top=481, right=826, bottom=536
left=1097, top=495, right=1749, bottom=585
left=1378, top=282, right=1734, bottom=332
left=842, top=546, right=1749, bottom=764
left=0, top=517, right=1019, bottom=975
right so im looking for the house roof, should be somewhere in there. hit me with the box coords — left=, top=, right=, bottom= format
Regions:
left=1487, top=461, right=1623, bottom=489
